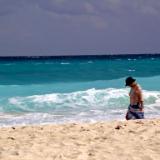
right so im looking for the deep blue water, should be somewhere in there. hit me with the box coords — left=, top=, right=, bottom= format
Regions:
left=0, top=54, right=160, bottom=126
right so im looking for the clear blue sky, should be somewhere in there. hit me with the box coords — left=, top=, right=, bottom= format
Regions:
left=0, top=0, right=160, bottom=56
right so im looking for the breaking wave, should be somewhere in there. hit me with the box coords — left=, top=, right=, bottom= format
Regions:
left=0, top=88, right=160, bottom=126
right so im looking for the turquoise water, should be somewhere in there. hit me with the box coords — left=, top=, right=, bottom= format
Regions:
left=0, top=55, right=160, bottom=126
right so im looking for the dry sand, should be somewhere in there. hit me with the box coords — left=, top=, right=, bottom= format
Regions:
left=0, top=119, right=160, bottom=160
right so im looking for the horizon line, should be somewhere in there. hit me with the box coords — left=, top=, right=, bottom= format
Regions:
left=0, top=52, right=160, bottom=57
left=0, top=53, right=159, bottom=60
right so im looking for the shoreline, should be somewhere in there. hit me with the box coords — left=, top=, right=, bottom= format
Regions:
left=0, top=119, right=160, bottom=160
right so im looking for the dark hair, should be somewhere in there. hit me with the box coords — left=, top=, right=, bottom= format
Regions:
left=125, top=77, right=136, bottom=86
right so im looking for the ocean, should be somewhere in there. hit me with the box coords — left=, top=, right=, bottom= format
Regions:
left=0, top=54, right=160, bottom=126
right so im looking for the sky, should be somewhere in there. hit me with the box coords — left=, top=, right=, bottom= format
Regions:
left=0, top=0, right=160, bottom=56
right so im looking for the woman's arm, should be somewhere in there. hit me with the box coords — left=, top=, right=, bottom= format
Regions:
left=137, top=89, right=144, bottom=110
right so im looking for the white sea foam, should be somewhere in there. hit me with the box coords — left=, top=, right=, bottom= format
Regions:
left=128, top=69, right=135, bottom=72
left=87, top=61, right=93, bottom=63
left=0, top=88, right=160, bottom=126
left=7, top=88, right=160, bottom=113
left=3, top=63, right=15, bottom=66
left=60, top=62, right=70, bottom=65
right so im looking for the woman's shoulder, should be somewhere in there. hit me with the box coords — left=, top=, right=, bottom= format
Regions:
left=135, top=84, right=142, bottom=93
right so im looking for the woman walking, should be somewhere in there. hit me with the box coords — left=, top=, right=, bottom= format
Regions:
left=125, top=77, right=144, bottom=120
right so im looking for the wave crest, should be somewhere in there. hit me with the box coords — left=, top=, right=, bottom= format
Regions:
left=0, top=88, right=160, bottom=126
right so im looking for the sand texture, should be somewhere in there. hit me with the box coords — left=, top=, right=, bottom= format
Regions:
left=0, top=119, right=160, bottom=160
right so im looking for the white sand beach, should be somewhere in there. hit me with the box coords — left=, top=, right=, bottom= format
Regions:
left=0, top=119, right=160, bottom=160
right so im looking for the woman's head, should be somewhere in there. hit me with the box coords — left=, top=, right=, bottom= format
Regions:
left=125, top=77, right=136, bottom=87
